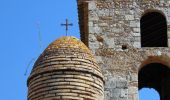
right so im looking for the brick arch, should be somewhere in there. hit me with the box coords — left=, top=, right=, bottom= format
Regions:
left=139, top=55, right=170, bottom=71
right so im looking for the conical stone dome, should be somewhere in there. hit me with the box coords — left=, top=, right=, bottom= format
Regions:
left=27, top=36, right=104, bottom=100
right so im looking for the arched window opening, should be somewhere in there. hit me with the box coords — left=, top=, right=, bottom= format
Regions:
left=139, top=63, right=170, bottom=100
left=139, top=88, right=160, bottom=100
left=141, top=11, right=168, bottom=47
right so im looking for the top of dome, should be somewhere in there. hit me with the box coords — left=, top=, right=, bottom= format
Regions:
left=46, top=36, right=91, bottom=54
left=28, top=36, right=103, bottom=80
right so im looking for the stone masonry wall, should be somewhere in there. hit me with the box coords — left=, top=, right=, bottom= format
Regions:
left=77, top=0, right=170, bottom=100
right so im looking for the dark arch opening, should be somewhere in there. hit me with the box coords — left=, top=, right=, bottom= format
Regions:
left=139, top=63, right=170, bottom=100
left=140, top=11, right=168, bottom=47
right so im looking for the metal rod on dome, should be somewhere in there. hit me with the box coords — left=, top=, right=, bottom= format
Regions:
left=61, top=19, right=73, bottom=36
left=24, top=58, right=35, bottom=76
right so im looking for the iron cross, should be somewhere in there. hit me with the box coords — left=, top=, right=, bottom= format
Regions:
left=61, top=19, right=73, bottom=36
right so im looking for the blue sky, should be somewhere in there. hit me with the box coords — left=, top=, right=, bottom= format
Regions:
left=0, top=0, right=159, bottom=100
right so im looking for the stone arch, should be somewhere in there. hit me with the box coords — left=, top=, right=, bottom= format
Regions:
left=140, top=10, right=168, bottom=47
left=141, top=9, right=166, bottom=18
left=139, top=56, right=170, bottom=100
left=139, top=56, right=170, bottom=70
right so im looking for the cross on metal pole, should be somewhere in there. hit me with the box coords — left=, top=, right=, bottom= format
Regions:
left=61, top=19, right=73, bottom=36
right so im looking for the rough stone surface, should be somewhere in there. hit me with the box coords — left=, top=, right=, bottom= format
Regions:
left=77, top=0, right=170, bottom=100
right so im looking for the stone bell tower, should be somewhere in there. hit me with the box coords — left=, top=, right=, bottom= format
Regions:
left=77, top=0, right=170, bottom=100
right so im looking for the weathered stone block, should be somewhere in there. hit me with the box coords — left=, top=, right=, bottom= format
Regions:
left=116, top=80, right=128, bottom=88
left=128, top=87, right=138, bottom=94
left=104, top=38, right=115, bottom=48
left=133, top=28, right=140, bottom=33
left=130, top=21, right=140, bottom=27
left=120, top=89, right=128, bottom=98
left=89, top=21, right=93, bottom=27
left=94, top=26, right=102, bottom=33
left=133, top=42, right=141, bottom=48
left=125, top=15, right=135, bottom=20
left=133, top=32, right=140, bottom=37
left=88, top=1, right=96, bottom=10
